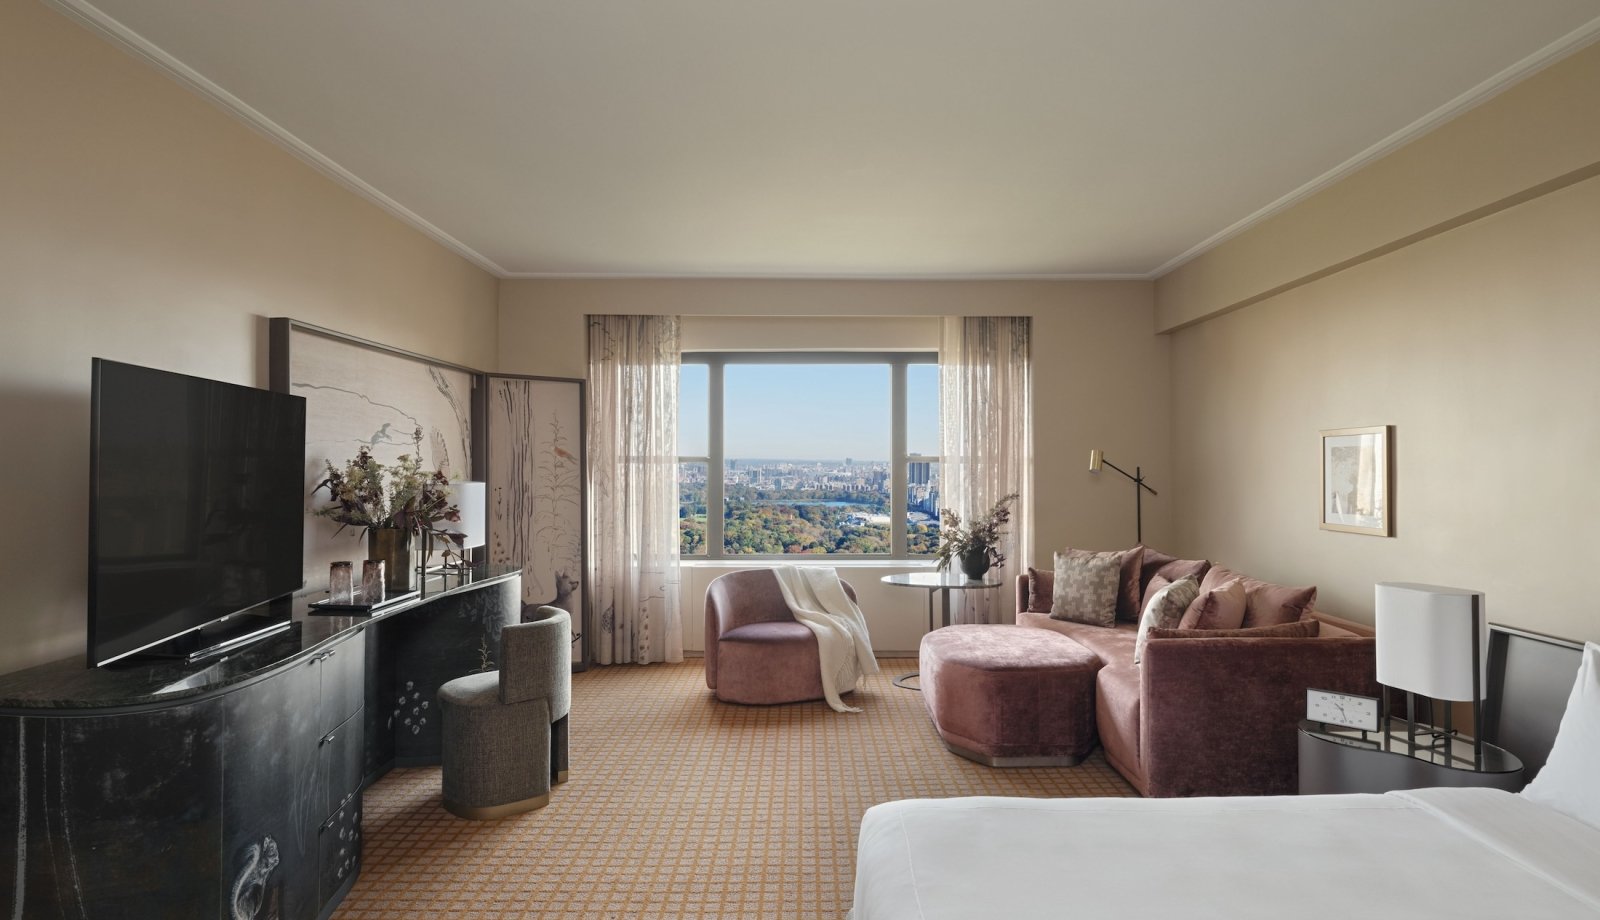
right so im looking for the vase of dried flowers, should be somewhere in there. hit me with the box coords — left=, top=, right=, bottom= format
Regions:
left=935, top=493, right=1020, bottom=581
left=313, top=428, right=464, bottom=596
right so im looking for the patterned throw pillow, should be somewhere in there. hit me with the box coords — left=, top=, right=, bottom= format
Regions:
left=1178, top=578, right=1248, bottom=631
left=1050, top=549, right=1125, bottom=627
left=1134, top=574, right=1200, bottom=664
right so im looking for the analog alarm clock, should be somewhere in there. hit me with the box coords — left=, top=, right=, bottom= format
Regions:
left=1306, top=688, right=1381, bottom=732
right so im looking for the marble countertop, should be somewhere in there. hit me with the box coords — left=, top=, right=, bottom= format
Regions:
left=0, top=566, right=520, bottom=711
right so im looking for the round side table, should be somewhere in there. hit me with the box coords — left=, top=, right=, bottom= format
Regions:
left=881, top=572, right=1003, bottom=690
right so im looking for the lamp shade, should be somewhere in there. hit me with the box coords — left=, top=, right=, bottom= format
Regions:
left=451, top=481, right=488, bottom=549
left=1375, top=582, right=1487, bottom=701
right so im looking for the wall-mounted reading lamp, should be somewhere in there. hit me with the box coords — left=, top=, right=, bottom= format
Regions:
left=1088, top=450, right=1158, bottom=544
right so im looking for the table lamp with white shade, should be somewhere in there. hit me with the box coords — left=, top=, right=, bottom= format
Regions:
left=445, top=481, right=488, bottom=571
left=1375, top=582, right=1488, bottom=767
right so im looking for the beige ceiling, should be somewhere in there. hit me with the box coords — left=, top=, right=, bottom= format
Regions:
left=53, top=0, right=1600, bottom=278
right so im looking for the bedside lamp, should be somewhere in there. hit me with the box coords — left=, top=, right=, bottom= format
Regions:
left=1375, top=582, right=1487, bottom=767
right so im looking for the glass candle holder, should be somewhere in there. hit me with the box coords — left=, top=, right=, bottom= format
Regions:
left=362, top=560, right=386, bottom=605
left=329, top=561, right=354, bottom=604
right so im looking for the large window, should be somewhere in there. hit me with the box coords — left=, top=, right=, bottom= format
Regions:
left=679, top=352, right=939, bottom=558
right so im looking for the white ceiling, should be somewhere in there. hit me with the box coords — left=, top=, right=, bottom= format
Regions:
left=55, top=0, right=1600, bottom=278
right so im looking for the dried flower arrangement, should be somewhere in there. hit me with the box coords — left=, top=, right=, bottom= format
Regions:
left=313, top=428, right=466, bottom=559
left=934, top=492, right=1020, bottom=577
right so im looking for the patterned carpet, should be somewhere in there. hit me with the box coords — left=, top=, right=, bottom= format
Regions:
left=333, top=658, right=1135, bottom=920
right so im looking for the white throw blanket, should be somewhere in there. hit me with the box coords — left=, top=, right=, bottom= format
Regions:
left=772, top=566, right=879, bottom=713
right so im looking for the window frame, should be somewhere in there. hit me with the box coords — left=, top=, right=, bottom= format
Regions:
left=680, top=350, right=939, bottom=561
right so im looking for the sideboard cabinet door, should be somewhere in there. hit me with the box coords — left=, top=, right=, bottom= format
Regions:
left=221, top=655, right=324, bottom=920
left=2, top=702, right=225, bottom=919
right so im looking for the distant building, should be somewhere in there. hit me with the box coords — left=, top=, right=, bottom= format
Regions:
left=909, top=461, right=931, bottom=485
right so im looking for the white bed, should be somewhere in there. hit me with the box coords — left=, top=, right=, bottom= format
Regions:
left=853, top=627, right=1600, bottom=920
left=852, top=788, right=1600, bottom=919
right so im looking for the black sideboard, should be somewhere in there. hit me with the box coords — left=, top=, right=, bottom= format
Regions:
left=0, top=567, right=521, bottom=920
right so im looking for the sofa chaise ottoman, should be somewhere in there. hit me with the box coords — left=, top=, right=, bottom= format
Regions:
left=920, top=624, right=1102, bottom=766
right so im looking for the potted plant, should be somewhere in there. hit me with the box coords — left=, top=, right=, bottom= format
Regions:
left=934, top=493, right=1019, bottom=580
left=313, top=428, right=465, bottom=594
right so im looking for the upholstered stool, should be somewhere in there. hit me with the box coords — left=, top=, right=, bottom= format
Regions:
left=439, top=606, right=571, bottom=819
left=920, top=625, right=1102, bottom=766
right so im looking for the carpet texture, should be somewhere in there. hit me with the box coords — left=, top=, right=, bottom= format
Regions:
left=334, top=657, right=1134, bottom=919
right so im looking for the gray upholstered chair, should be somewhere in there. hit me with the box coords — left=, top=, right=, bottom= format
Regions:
left=704, top=569, right=858, bottom=705
left=438, top=605, right=571, bottom=819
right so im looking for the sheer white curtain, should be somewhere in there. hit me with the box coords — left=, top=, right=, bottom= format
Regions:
left=940, top=316, right=1033, bottom=625
left=587, top=315, right=684, bottom=664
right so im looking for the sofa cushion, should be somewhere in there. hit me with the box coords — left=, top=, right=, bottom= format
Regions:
left=1051, top=549, right=1126, bottom=627
left=1114, top=546, right=1145, bottom=622
left=1147, top=619, right=1321, bottom=641
left=1024, top=566, right=1052, bottom=613
left=1134, top=575, right=1200, bottom=665
left=1200, top=565, right=1317, bottom=628
left=1178, top=578, right=1248, bottom=631
left=1019, top=613, right=1138, bottom=663
left=1096, top=661, right=1143, bottom=777
left=1137, top=549, right=1211, bottom=612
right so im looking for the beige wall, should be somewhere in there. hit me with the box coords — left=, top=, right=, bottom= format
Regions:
left=499, top=278, right=1170, bottom=649
left=0, top=1, right=499, bottom=673
left=1168, top=169, right=1600, bottom=644
left=1156, top=42, right=1600, bottom=333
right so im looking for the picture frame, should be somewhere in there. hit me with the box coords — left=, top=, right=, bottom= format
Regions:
left=1320, top=425, right=1392, bottom=537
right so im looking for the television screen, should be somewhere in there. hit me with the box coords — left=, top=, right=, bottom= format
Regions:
left=89, top=359, right=306, bottom=666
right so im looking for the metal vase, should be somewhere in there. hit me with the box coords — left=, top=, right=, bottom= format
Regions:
left=368, top=528, right=416, bottom=594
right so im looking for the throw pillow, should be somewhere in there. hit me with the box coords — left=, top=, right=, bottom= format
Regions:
left=1147, top=619, right=1321, bottom=641
left=1025, top=566, right=1052, bottom=613
left=1051, top=546, right=1145, bottom=621
left=1114, top=546, right=1145, bottom=623
left=1199, top=565, right=1317, bottom=627
left=1179, top=578, right=1247, bottom=630
left=1137, top=547, right=1211, bottom=612
left=1134, top=574, right=1201, bottom=665
left=1522, top=642, right=1600, bottom=831
left=1051, top=549, right=1125, bottom=627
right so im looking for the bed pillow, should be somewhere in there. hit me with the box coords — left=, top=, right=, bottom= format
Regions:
left=1050, top=549, right=1126, bottom=627
left=1134, top=575, right=1200, bottom=664
left=1200, top=565, right=1317, bottom=627
left=1522, top=641, right=1600, bottom=831
left=1178, top=578, right=1247, bottom=631
left=1147, top=619, right=1320, bottom=641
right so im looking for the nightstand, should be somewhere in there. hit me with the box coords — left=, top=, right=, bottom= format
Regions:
left=1297, top=719, right=1525, bottom=795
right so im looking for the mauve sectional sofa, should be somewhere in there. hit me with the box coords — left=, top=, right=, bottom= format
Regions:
left=1014, top=565, right=1378, bottom=797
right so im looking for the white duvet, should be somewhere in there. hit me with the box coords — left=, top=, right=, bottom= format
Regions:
left=852, top=788, right=1600, bottom=919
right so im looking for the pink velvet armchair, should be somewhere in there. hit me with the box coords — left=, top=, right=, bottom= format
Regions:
left=704, top=569, right=859, bottom=705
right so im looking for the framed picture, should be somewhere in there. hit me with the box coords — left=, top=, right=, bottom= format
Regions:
left=1320, top=425, right=1392, bottom=537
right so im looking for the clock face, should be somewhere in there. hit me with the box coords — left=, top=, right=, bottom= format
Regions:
left=1306, top=688, right=1380, bottom=732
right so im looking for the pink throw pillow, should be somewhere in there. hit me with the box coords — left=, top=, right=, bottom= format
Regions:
left=1179, top=578, right=1247, bottom=630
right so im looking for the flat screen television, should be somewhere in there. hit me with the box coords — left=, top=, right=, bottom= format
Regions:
left=89, top=359, right=306, bottom=666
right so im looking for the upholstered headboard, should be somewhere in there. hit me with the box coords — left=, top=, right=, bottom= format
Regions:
left=1482, top=623, right=1586, bottom=781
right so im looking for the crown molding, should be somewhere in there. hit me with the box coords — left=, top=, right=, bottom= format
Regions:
left=44, top=0, right=511, bottom=278
left=1148, top=13, right=1600, bottom=279
left=497, top=271, right=1154, bottom=282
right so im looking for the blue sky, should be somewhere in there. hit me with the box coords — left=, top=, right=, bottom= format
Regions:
left=679, top=363, right=939, bottom=460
